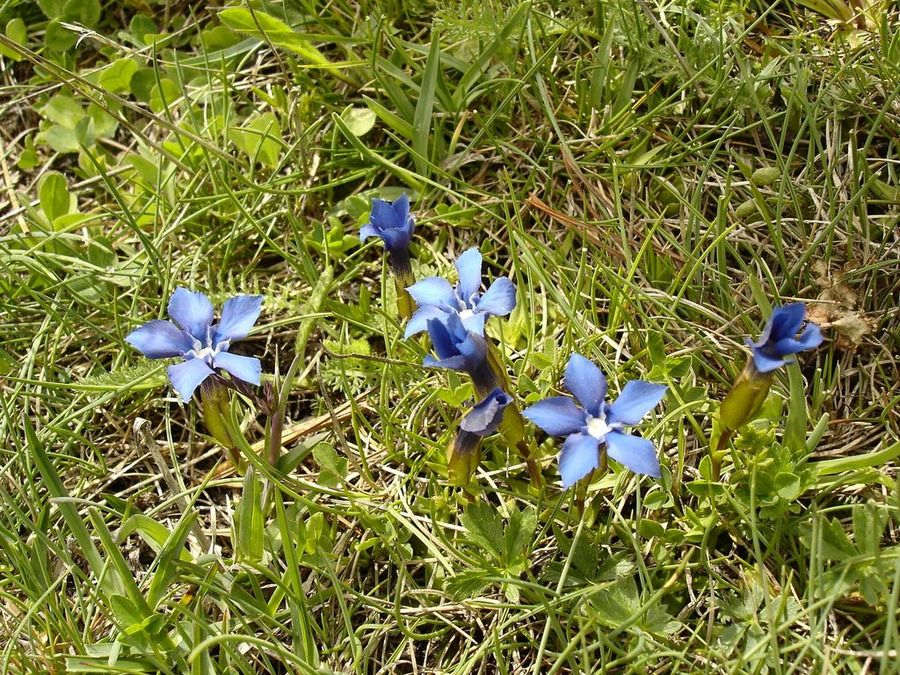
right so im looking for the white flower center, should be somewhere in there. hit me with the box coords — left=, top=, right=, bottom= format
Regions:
left=458, top=308, right=475, bottom=321
left=192, top=346, right=216, bottom=360
left=186, top=337, right=228, bottom=364
left=586, top=415, right=612, bottom=440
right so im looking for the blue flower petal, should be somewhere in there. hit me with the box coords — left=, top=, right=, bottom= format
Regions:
left=476, top=277, right=516, bottom=316
left=768, top=303, right=807, bottom=342
left=168, top=288, right=214, bottom=341
left=605, top=431, right=660, bottom=478
left=523, top=396, right=586, bottom=436
left=359, top=223, right=379, bottom=241
left=457, top=332, right=487, bottom=363
left=460, top=310, right=485, bottom=336
left=460, top=388, right=512, bottom=436
left=607, top=380, right=667, bottom=426
left=750, top=346, right=788, bottom=373
left=408, top=277, right=455, bottom=308
left=747, top=317, right=773, bottom=350
left=167, top=358, right=214, bottom=402
left=774, top=322, right=823, bottom=356
left=404, top=305, right=447, bottom=338
left=380, top=227, right=410, bottom=251
left=424, top=354, right=469, bottom=371
left=443, top=312, right=470, bottom=341
left=455, top=248, right=482, bottom=302
left=558, top=432, right=600, bottom=488
left=391, top=193, right=410, bottom=224
left=371, top=199, right=400, bottom=230
left=213, top=295, right=262, bottom=344
left=426, top=317, right=457, bottom=360
left=126, top=320, right=193, bottom=358
left=564, top=353, right=606, bottom=417
left=213, top=351, right=262, bottom=385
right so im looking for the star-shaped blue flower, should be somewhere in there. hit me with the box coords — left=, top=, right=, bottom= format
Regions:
left=126, top=288, right=263, bottom=402
left=523, top=354, right=667, bottom=487
left=359, top=194, right=414, bottom=253
left=747, top=303, right=823, bottom=373
left=405, top=247, right=516, bottom=338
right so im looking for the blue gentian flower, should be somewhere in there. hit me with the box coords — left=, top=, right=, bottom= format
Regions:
left=126, top=288, right=263, bottom=402
left=359, top=194, right=414, bottom=253
left=405, top=247, right=516, bottom=338
left=523, top=353, right=667, bottom=487
left=448, top=388, right=513, bottom=485
left=424, top=313, right=498, bottom=396
left=747, top=303, right=823, bottom=373
left=460, top=388, right=513, bottom=436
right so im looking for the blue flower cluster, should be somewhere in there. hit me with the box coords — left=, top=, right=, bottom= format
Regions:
left=363, top=197, right=669, bottom=488
left=124, top=193, right=826, bottom=490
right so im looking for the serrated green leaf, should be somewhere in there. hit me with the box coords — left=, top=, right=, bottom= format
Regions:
left=502, top=505, right=535, bottom=569
left=76, top=361, right=167, bottom=393
left=461, top=502, right=503, bottom=559
left=774, top=471, right=801, bottom=500
left=816, top=517, right=857, bottom=560
left=852, top=502, right=887, bottom=556
left=313, top=443, right=347, bottom=488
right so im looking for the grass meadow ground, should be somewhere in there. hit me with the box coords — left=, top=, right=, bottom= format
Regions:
left=1, top=0, right=899, bottom=672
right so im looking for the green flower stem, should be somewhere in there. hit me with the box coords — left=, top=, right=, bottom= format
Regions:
left=574, top=449, right=607, bottom=513
left=711, top=358, right=773, bottom=480
left=200, top=379, right=247, bottom=471
left=484, top=341, right=543, bottom=488
left=447, top=428, right=482, bottom=487
left=389, top=248, right=415, bottom=320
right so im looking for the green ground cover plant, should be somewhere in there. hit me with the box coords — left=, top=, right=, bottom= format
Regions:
left=0, top=0, right=898, bottom=672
